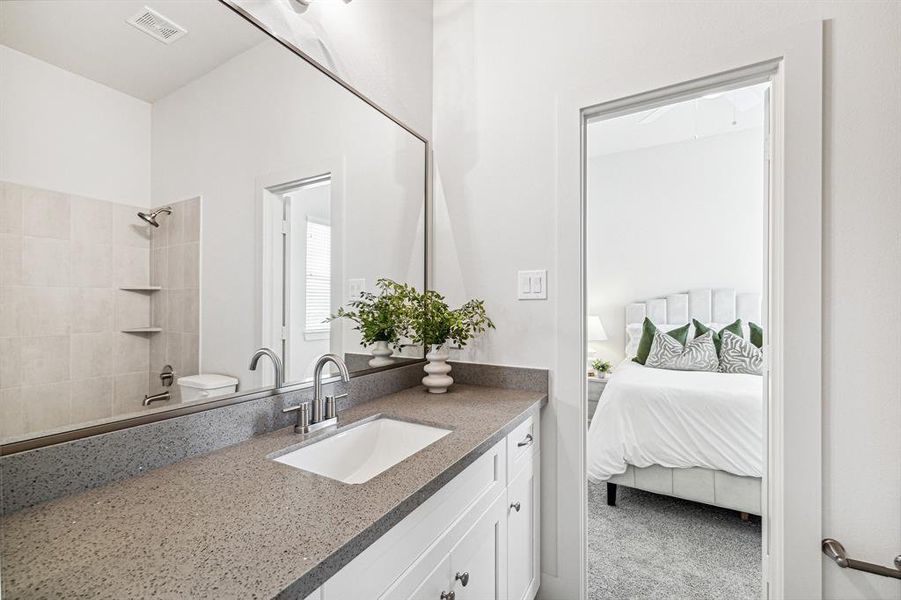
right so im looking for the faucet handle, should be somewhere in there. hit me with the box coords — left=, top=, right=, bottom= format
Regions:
left=283, top=402, right=311, bottom=433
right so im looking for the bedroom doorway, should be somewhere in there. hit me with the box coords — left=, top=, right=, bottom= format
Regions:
left=583, top=77, right=771, bottom=599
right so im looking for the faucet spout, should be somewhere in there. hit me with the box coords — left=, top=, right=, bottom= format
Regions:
left=310, top=353, right=350, bottom=425
left=249, top=347, right=284, bottom=389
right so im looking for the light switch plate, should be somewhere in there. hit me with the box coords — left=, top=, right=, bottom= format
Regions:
left=518, top=270, right=547, bottom=300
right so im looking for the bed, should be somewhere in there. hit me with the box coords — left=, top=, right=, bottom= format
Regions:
left=586, top=288, right=763, bottom=516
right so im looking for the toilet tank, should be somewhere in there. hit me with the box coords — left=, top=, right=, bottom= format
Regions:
left=177, top=374, right=239, bottom=403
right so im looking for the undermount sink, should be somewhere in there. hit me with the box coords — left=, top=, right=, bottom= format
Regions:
left=272, top=417, right=451, bottom=484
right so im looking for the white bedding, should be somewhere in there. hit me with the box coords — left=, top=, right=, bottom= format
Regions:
left=587, top=360, right=763, bottom=482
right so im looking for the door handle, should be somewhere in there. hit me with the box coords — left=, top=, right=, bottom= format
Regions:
left=510, top=501, right=521, bottom=512
left=455, top=571, right=469, bottom=586
left=517, top=434, right=533, bottom=448
left=822, top=538, right=901, bottom=579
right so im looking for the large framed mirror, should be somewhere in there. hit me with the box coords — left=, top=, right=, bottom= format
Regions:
left=0, top=0, right=428, bottom=451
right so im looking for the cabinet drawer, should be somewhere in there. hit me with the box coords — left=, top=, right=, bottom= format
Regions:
left=507, top=415, right=538, bottom=482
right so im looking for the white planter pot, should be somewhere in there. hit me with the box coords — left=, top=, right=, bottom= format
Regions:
left=422, top=345, right=453, bottom=394
left=368, top=341, right=395, bottom=368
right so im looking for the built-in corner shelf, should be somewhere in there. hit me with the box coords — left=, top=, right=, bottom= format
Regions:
left=119, top=286, right=162, bottom=292
left=121, top=327, right=163, bottom=334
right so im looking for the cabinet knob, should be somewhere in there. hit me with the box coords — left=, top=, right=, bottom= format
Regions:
left=455, top=571, right=469, bottom=587
left=510, top=501, right=521, bottom=512
left=440, top=592, right=455, bottom=600
left=517, top=434, right=533, bottom=447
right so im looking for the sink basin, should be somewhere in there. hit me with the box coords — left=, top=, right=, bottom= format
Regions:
left=272, top=417, right=451, bottom=484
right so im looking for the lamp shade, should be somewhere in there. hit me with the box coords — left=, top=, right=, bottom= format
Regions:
left=587, top=315, right=608, bottom=342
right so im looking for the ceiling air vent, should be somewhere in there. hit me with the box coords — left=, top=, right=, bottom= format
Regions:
left=126, top=7, right=187, bottom=45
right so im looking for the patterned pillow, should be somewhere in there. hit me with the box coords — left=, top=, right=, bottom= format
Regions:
left=719, top=330, right=763, bottom=375
left=646, top=330, right=719, bottom=372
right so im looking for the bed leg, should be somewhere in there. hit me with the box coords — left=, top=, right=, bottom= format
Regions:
left=740, top=512, right=750, bottom=522
left=606, top=482, right=617, bottom=506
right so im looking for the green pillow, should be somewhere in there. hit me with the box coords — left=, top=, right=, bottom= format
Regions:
left=632, top=318, right=690, bottom=365
left=749, top=322, right=764, bottom=348
left=693, top=318, right=743, bottom=357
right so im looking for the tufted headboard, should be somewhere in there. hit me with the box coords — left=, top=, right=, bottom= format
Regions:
left=624, top=288, right=761, bottom=356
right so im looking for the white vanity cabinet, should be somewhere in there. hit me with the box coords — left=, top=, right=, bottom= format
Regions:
left=316, top=413, right=540, bottom=600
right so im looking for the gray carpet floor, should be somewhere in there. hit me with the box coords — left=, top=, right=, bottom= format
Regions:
left=587, top=480, right=761, bottom=600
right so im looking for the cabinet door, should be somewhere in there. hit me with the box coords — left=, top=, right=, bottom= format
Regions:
left=407, top=554, right=452, bottom=600
left=450, top=494, right=507, bottom=600
left=507, top=460, right=538, bottom=600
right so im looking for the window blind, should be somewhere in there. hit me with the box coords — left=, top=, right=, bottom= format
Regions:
left=305, top=219, right=331, bottom=334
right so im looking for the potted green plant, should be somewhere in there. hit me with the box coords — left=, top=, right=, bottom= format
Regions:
left=329, top=279, right=410, bottom=368
left=407, top=289, right=495, bottom=394
left=591, top=359, right=612, bottom=378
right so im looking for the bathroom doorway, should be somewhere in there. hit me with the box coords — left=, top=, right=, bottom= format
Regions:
left=261, top=174, right=333, bottom=384
left=583, top=77, right=771, bottom=598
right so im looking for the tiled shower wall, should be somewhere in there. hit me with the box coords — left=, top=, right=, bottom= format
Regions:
left=0, top=182, right=200, bottom=439
left=149, top=197, right=201, bottom=402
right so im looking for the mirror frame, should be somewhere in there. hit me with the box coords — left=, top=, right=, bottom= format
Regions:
left=0, top=0, right=431, bottom=456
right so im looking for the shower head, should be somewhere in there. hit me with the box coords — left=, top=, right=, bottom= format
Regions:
left=137, top=207, right=172, bottom=227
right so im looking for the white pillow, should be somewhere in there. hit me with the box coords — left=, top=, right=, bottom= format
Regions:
left=719, top=330, right=763, bottom=375
left=646, top=330, right=719, bottom=372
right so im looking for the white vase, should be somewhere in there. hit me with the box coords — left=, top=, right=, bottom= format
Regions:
left=368, top=340, right=395, bottom=368
left=422, top=345, right=453, bottom=394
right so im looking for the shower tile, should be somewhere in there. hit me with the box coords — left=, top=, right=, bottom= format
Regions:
left=0, top=388, right=25, bottom=438
left=181, top=334, right=199, bottom=376
left=0, top=233, right=22, bottom=287
left=21, top=336, right=70, bottom=385
left=167, top=289, right=185, bottom=332
left=150, top=248, right=168, bottom=287
left=0, top=182, right=23, bottom=234
left=115, top=289, right=150, bottom=331
left=22, top=382, right=71, bottom=432
left=0, top=286, right=22, bottom=337
left=182, top=290, right=199, bottom=334
left=70, top=332, right=114, bottom=378
left=113, top=332, right=149, bottom=374
left=70, top=196, right=112, bottom=243
left=113, top=204, right=151, bottom=248
left=151, top=290, right=168, bottom=330
left=149, top=213, right=168, bottom=250
left=0, top=338, right=21, bottom=389
left=71, top=242, right=113, bottom=288
left=183, top=197, right=201, bottom=242
left=166, top=245, right=184, bottom=289
left=23, top=187, right=69, bottom=240
left=167, top=205, right=185, bottom=246
left=113, top=245, right=150, bottom=287
left=70, top=288, right=114, bottom=333
left=183, top=243, right=200, bottom=289
left=19, top=287, right=71, bottom=337
left=70, top=377, right=113, bottom=423
left=113, top=372, right=149, bottom=416
left=149, top=332, right=166, bottom=371
left=22, top=237, right=70, bottom=287
left=165, top=333, right=182, bottom=371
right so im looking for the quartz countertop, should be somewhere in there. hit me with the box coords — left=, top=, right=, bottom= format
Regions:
left=0, top=384, right=546, bottom=599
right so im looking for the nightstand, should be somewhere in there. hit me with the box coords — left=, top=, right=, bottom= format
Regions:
left=587, top=376, right=608, bottom=425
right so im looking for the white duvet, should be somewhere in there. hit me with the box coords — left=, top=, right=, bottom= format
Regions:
left=587, top=360, right=763, bottom=482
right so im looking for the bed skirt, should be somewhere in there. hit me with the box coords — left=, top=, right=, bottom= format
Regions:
left=607, top=464, right=761, bottom=516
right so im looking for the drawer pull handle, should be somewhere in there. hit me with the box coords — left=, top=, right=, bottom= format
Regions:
left=455, top=571, right=469, bottom=587
left=440, top=592, right=455, bottom=600
left=517, top=434, right=534, bottom=448
left=510, top=501, right=521, bottom=512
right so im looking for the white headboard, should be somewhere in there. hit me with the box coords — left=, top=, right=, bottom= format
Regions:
left=624, top=288, right=761, bottom=356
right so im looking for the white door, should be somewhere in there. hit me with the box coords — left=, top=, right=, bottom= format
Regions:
left=507, top=467, right=537, bottom=600
left=450, top=496, right=507, bottom=600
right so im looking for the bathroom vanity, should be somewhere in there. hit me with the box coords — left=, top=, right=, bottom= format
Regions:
left=0, top=383, right=545, bottom=599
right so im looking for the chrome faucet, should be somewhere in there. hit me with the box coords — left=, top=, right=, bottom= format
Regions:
left=283, top=353, right=350, bottom=434
left=249, top=347, right=283, bottom=389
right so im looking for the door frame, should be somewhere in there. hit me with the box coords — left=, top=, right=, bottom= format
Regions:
left=546, top=20, right=823, bottom=600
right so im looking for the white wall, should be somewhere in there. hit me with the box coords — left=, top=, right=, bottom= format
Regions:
left=432, top=2, right=900, bottom=599
left=588, top=127, right=765, bottom=363
left=0, top=45, right=150, bottom=205
left=151, top=40, right=425, bottom=390
left=235, top=0, right=433, bottom=137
